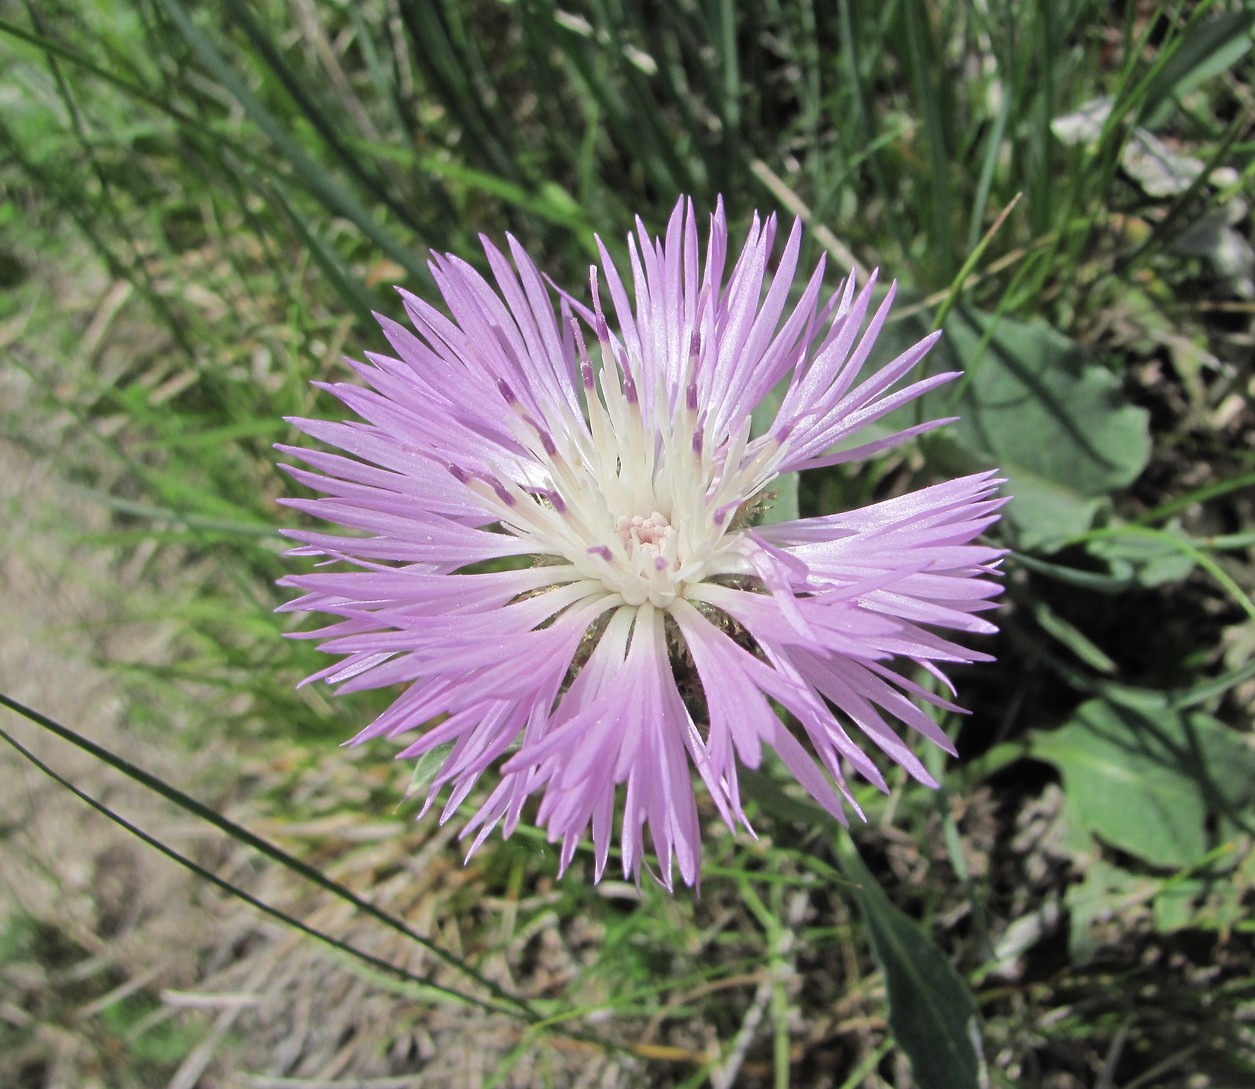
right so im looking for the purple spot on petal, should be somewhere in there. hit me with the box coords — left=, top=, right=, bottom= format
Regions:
left=589, top=269, right=610, bottom=343
left=570, top=317, right=591, bottom=364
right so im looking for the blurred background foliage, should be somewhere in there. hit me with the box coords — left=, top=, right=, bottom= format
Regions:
left=1, top=0, right=1253, bottom=1086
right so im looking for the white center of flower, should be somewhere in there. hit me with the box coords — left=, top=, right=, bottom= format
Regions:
left=453, top=300, right=792, bottom=612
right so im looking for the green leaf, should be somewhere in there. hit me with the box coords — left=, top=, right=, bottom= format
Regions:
left=752, top=376, right=800, bottom=524
left=927, top=308, right=1152, bottom=550
left=743, top=771, right=983, bottom=1088
left=1065, top=857, right=1147, bottom=964
left=1067, top=843, right=1246, bottom=963
left=407, top=741, right=455, bottom=796
left=1030, top=698, right=1255, bottom=868
left=1152, top=845, right=1254, bottom=936
left=1010, top=550, right=1136, bottom=593
left=1084, top=527, right=1197, bottom=587
left=759, top=471, right=800, bottom=525
left=835, top=836, right=982, bottom=1089
left=1032, top=600, right=1118, bottom=673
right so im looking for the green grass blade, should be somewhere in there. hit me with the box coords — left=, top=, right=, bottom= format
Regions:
left=1141, top=5, right=1255, bottom=125
left=0, top=690, right=536, bottom=1018
left=151, top=0, right=434, bottom=288
left=217, top=0, right=433, bottom=237
left=0, top=722, right=506, bottom=1015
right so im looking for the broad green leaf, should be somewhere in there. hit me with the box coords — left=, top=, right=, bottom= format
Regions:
left=1068, top=845, right=1247, bottom=963
left=1065, top=858, right=1147, bottom=964
left=759, top=471, right=800, bottom=525
left=836, top=836, right=982, bottom=1089
left=1031, top=698, right=1255, bottom=868
left=1152, top=845, right=1253, bottom=936
left=929, top=309, right=1152, bottom=550
left=1152, top=878, right=1217, bottom=935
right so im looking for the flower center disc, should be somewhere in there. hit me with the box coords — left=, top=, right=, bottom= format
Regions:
left=618, top=511, right=673, bottom=556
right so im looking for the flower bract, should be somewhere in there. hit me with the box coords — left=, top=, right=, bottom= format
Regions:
left=279, top=197, right=1005, bottom=888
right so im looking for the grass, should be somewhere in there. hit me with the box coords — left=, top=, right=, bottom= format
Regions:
left=1, top=0, right=1253, bottom=1086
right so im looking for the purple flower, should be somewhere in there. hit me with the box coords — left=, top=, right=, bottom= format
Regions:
left=279, top=198, right=1004, bottom=888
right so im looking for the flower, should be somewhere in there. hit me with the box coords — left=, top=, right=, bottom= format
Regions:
left=279, top=197, right=1005, bottom=888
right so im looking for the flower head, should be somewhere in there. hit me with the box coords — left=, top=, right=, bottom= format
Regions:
left=279, top=198, right=1004, bottom=888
